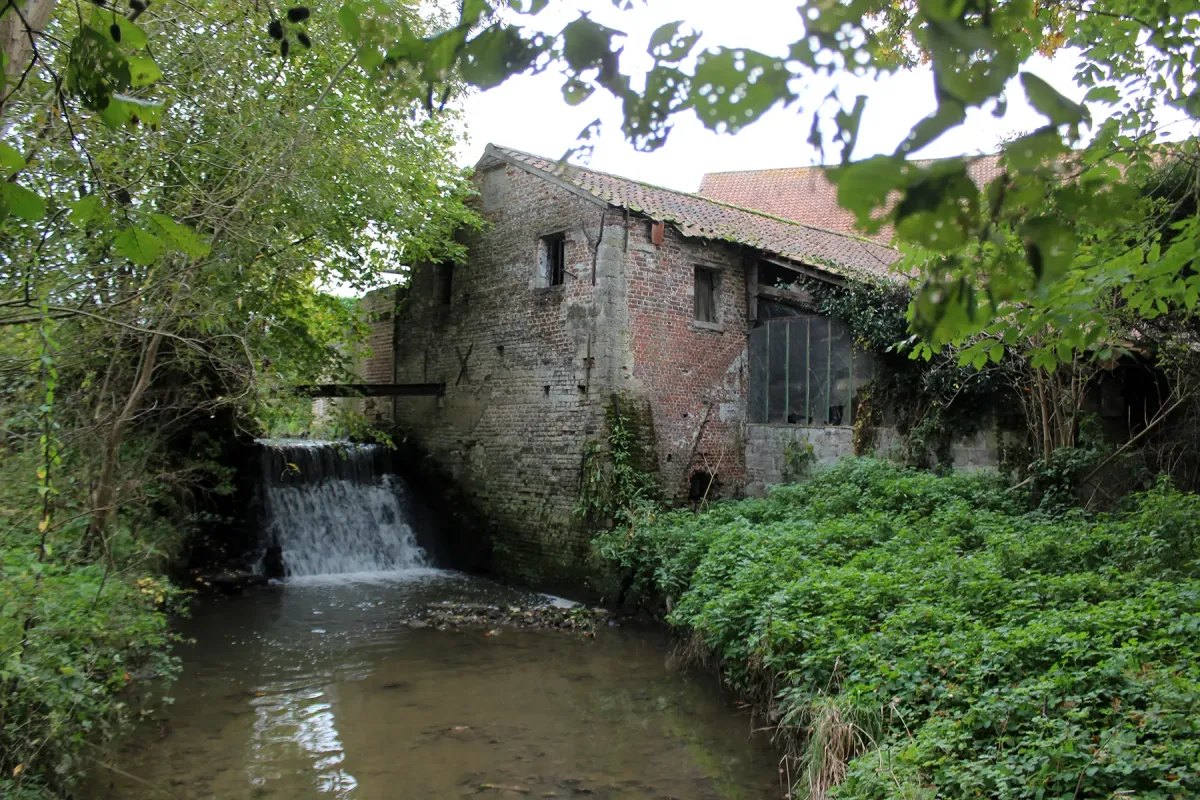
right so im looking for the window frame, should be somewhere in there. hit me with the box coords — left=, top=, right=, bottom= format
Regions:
left=693, top=265, right=722, bottom=329
left=748, top=313, right=870, bottom=427
left=538, top=232, right=567, bottom=288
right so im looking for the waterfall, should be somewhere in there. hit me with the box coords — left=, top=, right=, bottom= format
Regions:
left=257, top=440, right=429, bottom=577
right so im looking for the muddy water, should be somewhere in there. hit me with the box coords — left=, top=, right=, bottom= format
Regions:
left=87, top=570, right=781, bottom=799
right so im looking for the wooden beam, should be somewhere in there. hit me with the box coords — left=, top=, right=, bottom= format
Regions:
left=759, top=254, right=846, bottom=287
left=297, top=383, right=445, bottom=398
left=757, top=284, right=816, bottom=306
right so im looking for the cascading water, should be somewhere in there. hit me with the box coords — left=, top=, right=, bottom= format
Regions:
left=257, top=440, right=429, bottom=577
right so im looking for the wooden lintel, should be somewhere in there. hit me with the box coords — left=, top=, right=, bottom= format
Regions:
left=759, top=255, right=846, bottom=287
left=297, top=383, right=445, bottom=398
left=757, top=284, right=816, bottom=306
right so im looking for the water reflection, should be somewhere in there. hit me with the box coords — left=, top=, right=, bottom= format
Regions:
left=85, top=572, right=781, bottom=799
left=247, top=681, right=356, bottom=797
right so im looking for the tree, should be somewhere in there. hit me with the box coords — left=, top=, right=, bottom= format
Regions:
left=0, top=0, right=476, bottom=792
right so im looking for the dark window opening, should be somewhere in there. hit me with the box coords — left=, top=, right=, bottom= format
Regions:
left=759, top=260, right=805, bottom=291
left=694, top=266, right=718, bottom=323
left=436, top=263, right=454, bottom=305
left=540, top=233, right=566, bottom=287
left=748, top=314, right=873, bottom=426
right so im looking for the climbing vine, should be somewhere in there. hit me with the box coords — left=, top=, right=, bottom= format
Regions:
left=809, top=278, right=1016, bottom=469
left=576, top=395, right=659, bottom=528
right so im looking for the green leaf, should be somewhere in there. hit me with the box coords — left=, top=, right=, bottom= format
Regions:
left=561, top=76, right=593, bottom=106
left=1177, top=88, right=1200, bottom=119
left=149, top=213, right=211, bottom=258
left=2, top=182, right=46, bottom=221
left=99, top=94, right=165, bottom=129
left=647, top=21, right=698, bottom=64
left=1084, top=85, right=1120, bottom=104
left=1021, top=72, right=1089, bottom=126
left=103, top=12, right=149, bottom=49
left=987, top=342, right=1004, bottom=363
left=67, top=26, right=132, bottom=112
left=113, top=227, right=164, bottom=265
left=560, top=15, right=621, bottom=74
left=690, top=47, right=792, bottom=134
left=460, top=24, right=546, bottom=91
left=69, top=196, right=102, bottom=227
left=829, top=155, right=905, bottom=232
left=126, top=55, right=162, bottom=87
left=0, top=142, right=25, bottom=177
left=337, top=2, right=362, bottom=41
left=1021, top=216, right=1076, bottom=284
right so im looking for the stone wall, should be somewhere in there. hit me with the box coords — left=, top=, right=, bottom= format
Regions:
left=388, top=163, right=631, bottom=592
left=744, top=425, right=853, bottom=496
left=744, top=422, right=1001, bottom=495
left=359, top=286, right=399, bottom=423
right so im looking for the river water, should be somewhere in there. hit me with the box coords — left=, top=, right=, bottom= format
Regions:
left=86, top=570, right=782, bottom=799
left=85, top=441, right=780, bottom=799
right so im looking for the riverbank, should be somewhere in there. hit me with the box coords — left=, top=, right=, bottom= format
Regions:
left=595, top=459, right=1200, bottom=799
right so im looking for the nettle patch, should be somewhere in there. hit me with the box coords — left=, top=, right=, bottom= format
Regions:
left=595, top=459, right=1200, bottom=800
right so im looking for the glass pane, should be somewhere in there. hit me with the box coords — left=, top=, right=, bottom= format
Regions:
left=786, top=319, right=808, bottom=424
left=828, top=319, right=853, bottom=426
left=767, top=320, right=788, bottom=423
left=806, top=316, right=831, bottom=425
left=748, top=325, right=769, bottom=423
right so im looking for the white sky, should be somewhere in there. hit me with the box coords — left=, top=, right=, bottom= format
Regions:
left=455, top=0, right=1092, bottom=192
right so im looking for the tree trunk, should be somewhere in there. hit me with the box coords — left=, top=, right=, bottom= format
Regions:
left=1, top=0, right=56, bottom=78
left=85, top=331, right=162, bottom=550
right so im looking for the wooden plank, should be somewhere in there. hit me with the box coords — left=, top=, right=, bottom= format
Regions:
left=759, top=254, right=846, bottom=287
left=757, top=284, right=816, bottom=306
left=296, top=383, right=445, bottom=398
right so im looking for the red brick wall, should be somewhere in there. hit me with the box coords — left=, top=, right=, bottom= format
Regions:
left=623, top=221, right=748, bottom=501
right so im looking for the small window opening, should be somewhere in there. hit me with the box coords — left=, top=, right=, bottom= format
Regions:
left=539, top=233, right=567, bottom=287
left=694, top=266, right=718, bottom=323
left=436, top=264, right=454, bottom=305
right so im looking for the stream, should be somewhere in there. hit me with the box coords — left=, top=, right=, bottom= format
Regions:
left=86, top=571, right=781, bottom=799
left=84, top=441, right=781, bottom=798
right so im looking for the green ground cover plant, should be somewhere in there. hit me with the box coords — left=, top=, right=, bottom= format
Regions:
left=595, top=459, right=1200, bottom=799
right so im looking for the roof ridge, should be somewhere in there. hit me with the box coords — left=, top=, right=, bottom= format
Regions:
left=491, top=144, right=890, bottom=249
left=701, top=165, right=823, bottom=177
left=700, top=151, right=1005, bottom=179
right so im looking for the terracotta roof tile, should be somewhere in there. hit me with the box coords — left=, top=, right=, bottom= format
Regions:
left=483, top=144, right=901, bottom=281
left=698, top=155, right=1005, bottom=241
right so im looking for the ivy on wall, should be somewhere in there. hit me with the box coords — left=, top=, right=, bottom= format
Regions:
left=810, top=278, right=1016, bottom=469
left=576, top=394, right=660, bottom=528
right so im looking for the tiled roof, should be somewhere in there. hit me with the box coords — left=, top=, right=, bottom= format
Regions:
left=698, top=155, right=1005, bottom=242
left=482, top=145, right=901, bottom=281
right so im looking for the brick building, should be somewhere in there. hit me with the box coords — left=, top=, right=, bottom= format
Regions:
left=363, top=145, right=997, bottom=588
left=698, top=154, right=1004, bottom=242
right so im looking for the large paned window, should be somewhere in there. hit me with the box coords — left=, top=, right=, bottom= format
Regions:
left=748, top=314, right=872, bottom=425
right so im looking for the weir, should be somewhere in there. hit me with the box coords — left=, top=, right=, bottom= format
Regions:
left=257, top=439, right=429, bottom=577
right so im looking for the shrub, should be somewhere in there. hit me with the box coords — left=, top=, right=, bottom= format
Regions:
left=597, top=459, right=1200, bottom=799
